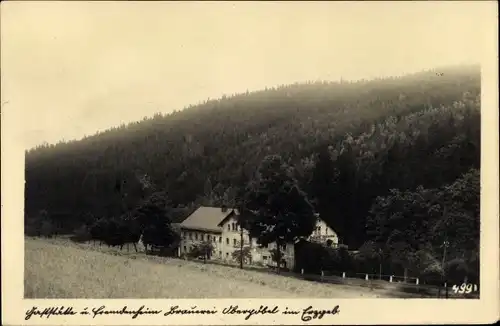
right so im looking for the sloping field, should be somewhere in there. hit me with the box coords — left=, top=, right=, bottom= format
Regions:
left=25, top=238, right=398, bottom=298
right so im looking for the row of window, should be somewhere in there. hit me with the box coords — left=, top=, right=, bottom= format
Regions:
left=181, top=231, right=253, bottom=246
left=181, top=225, right=330, bottom=243
left=181, top=232, right=218, bottom=242
left=180, top=231, right=291, bottom=250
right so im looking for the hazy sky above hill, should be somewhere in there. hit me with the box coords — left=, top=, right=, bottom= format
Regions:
left=1, top=1, right=494, bottom=149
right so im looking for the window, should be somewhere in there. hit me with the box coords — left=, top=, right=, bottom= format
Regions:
left=219, top=236, right=222, bottom=243
left=226, top=238, right=229, bottom=245
left=183, top=246, right=187, bottom=252
left=227, top=224, right=230, bottom=231
left=233, top=239, right=237, bottom=246
left=195, top=233, right=198, bottom=240
left=263, top=255, right=268, bottom=260
left=325, top=228, right=328, bottom=235
left=219, top=251, right=222, bottom=257
left=318, top=227, right=322, bottom=235
left=189, top=232, right=192, bottom=240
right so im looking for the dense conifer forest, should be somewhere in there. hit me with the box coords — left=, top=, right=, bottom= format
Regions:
left=25, top=64, right=480, bottom=282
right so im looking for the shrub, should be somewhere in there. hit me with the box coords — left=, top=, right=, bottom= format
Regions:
left=188, top=241, right=214, bottom=262
left=421, top=261, right=444, bottom=285
left=25, top=218, right=42, bottom=236
left=40, top=220, right=55, bottom=238
left=445, top=258, right=469, bottom=284
left=71, top=225, right=92, bottom=242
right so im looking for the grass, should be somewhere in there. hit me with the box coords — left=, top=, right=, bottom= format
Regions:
left=25, top=237, right=400, bottom=298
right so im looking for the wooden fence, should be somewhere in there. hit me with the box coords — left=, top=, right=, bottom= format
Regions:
left=183, top=256, right=479, bottom=298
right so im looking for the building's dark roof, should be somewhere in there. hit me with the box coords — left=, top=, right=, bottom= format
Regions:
left=179, top=206, right=235, bottom=233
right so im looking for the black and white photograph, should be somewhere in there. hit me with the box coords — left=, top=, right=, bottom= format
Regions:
left=2, top=1, right=498, bottom=324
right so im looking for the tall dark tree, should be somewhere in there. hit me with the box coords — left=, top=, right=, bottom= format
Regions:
left=132, top=191, right=178, bottom=251
left=242, top=155, right=316, bottom=273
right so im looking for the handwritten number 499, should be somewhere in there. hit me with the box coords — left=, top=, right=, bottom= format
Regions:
left=452, top=283, right=478, bottom=294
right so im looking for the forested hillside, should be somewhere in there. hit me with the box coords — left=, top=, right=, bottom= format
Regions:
left=25, top=65, right=480, bottom=255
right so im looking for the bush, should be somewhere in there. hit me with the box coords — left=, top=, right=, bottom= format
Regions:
left=294, top=241, right=356, bottom=274
left=25, top=218, right=42, bottom=236
left=188, top=241, right=214, bottom=261
left=445, top=258, right=469, bottom=284
left=420, top=262, right=444, bottom=285
left=294, top=241, right=327, bottom=274
left=71, top=225, right=92, bottom=242
left=40, top=220, right=55, bottom=238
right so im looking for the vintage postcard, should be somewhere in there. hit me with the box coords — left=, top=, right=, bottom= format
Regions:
left=1, top=1, right=499, bottom=325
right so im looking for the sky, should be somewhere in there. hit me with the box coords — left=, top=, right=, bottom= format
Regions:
left=1, top=1, right=493, bottom=150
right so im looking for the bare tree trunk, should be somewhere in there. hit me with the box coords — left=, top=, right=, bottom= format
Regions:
left=240, top=225, right=244, bottom=269
left=276, top=242, right=282, bottom=274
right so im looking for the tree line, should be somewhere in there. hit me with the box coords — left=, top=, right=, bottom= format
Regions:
left=25, top=64, right=479, bottom=225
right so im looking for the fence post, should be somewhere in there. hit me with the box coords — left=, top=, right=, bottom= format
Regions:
left=321, top=270, right=324, bottom=282
left=389, top=275, right=393, bottom=283
left=342, top=272, right=346, bottom=278
left=365, top=274, right=369, bottom=281
left=301, top=268, right=304, bottom=275
left=416, top=278, right=419, bottom=285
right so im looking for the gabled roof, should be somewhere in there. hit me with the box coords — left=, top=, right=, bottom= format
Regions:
left=179, top=206, right=235, bottom=233
left=217, top=208, right=240, bottom=227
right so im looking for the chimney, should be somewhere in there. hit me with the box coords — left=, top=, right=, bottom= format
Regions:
left=221, top=205, right=228, bottom=212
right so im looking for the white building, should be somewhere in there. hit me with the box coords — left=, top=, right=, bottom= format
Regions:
left=178, top=206, right=339, bottom=270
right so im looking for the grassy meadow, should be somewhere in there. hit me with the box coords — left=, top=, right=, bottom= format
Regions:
left=25, top=237, right=399, bottom=298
